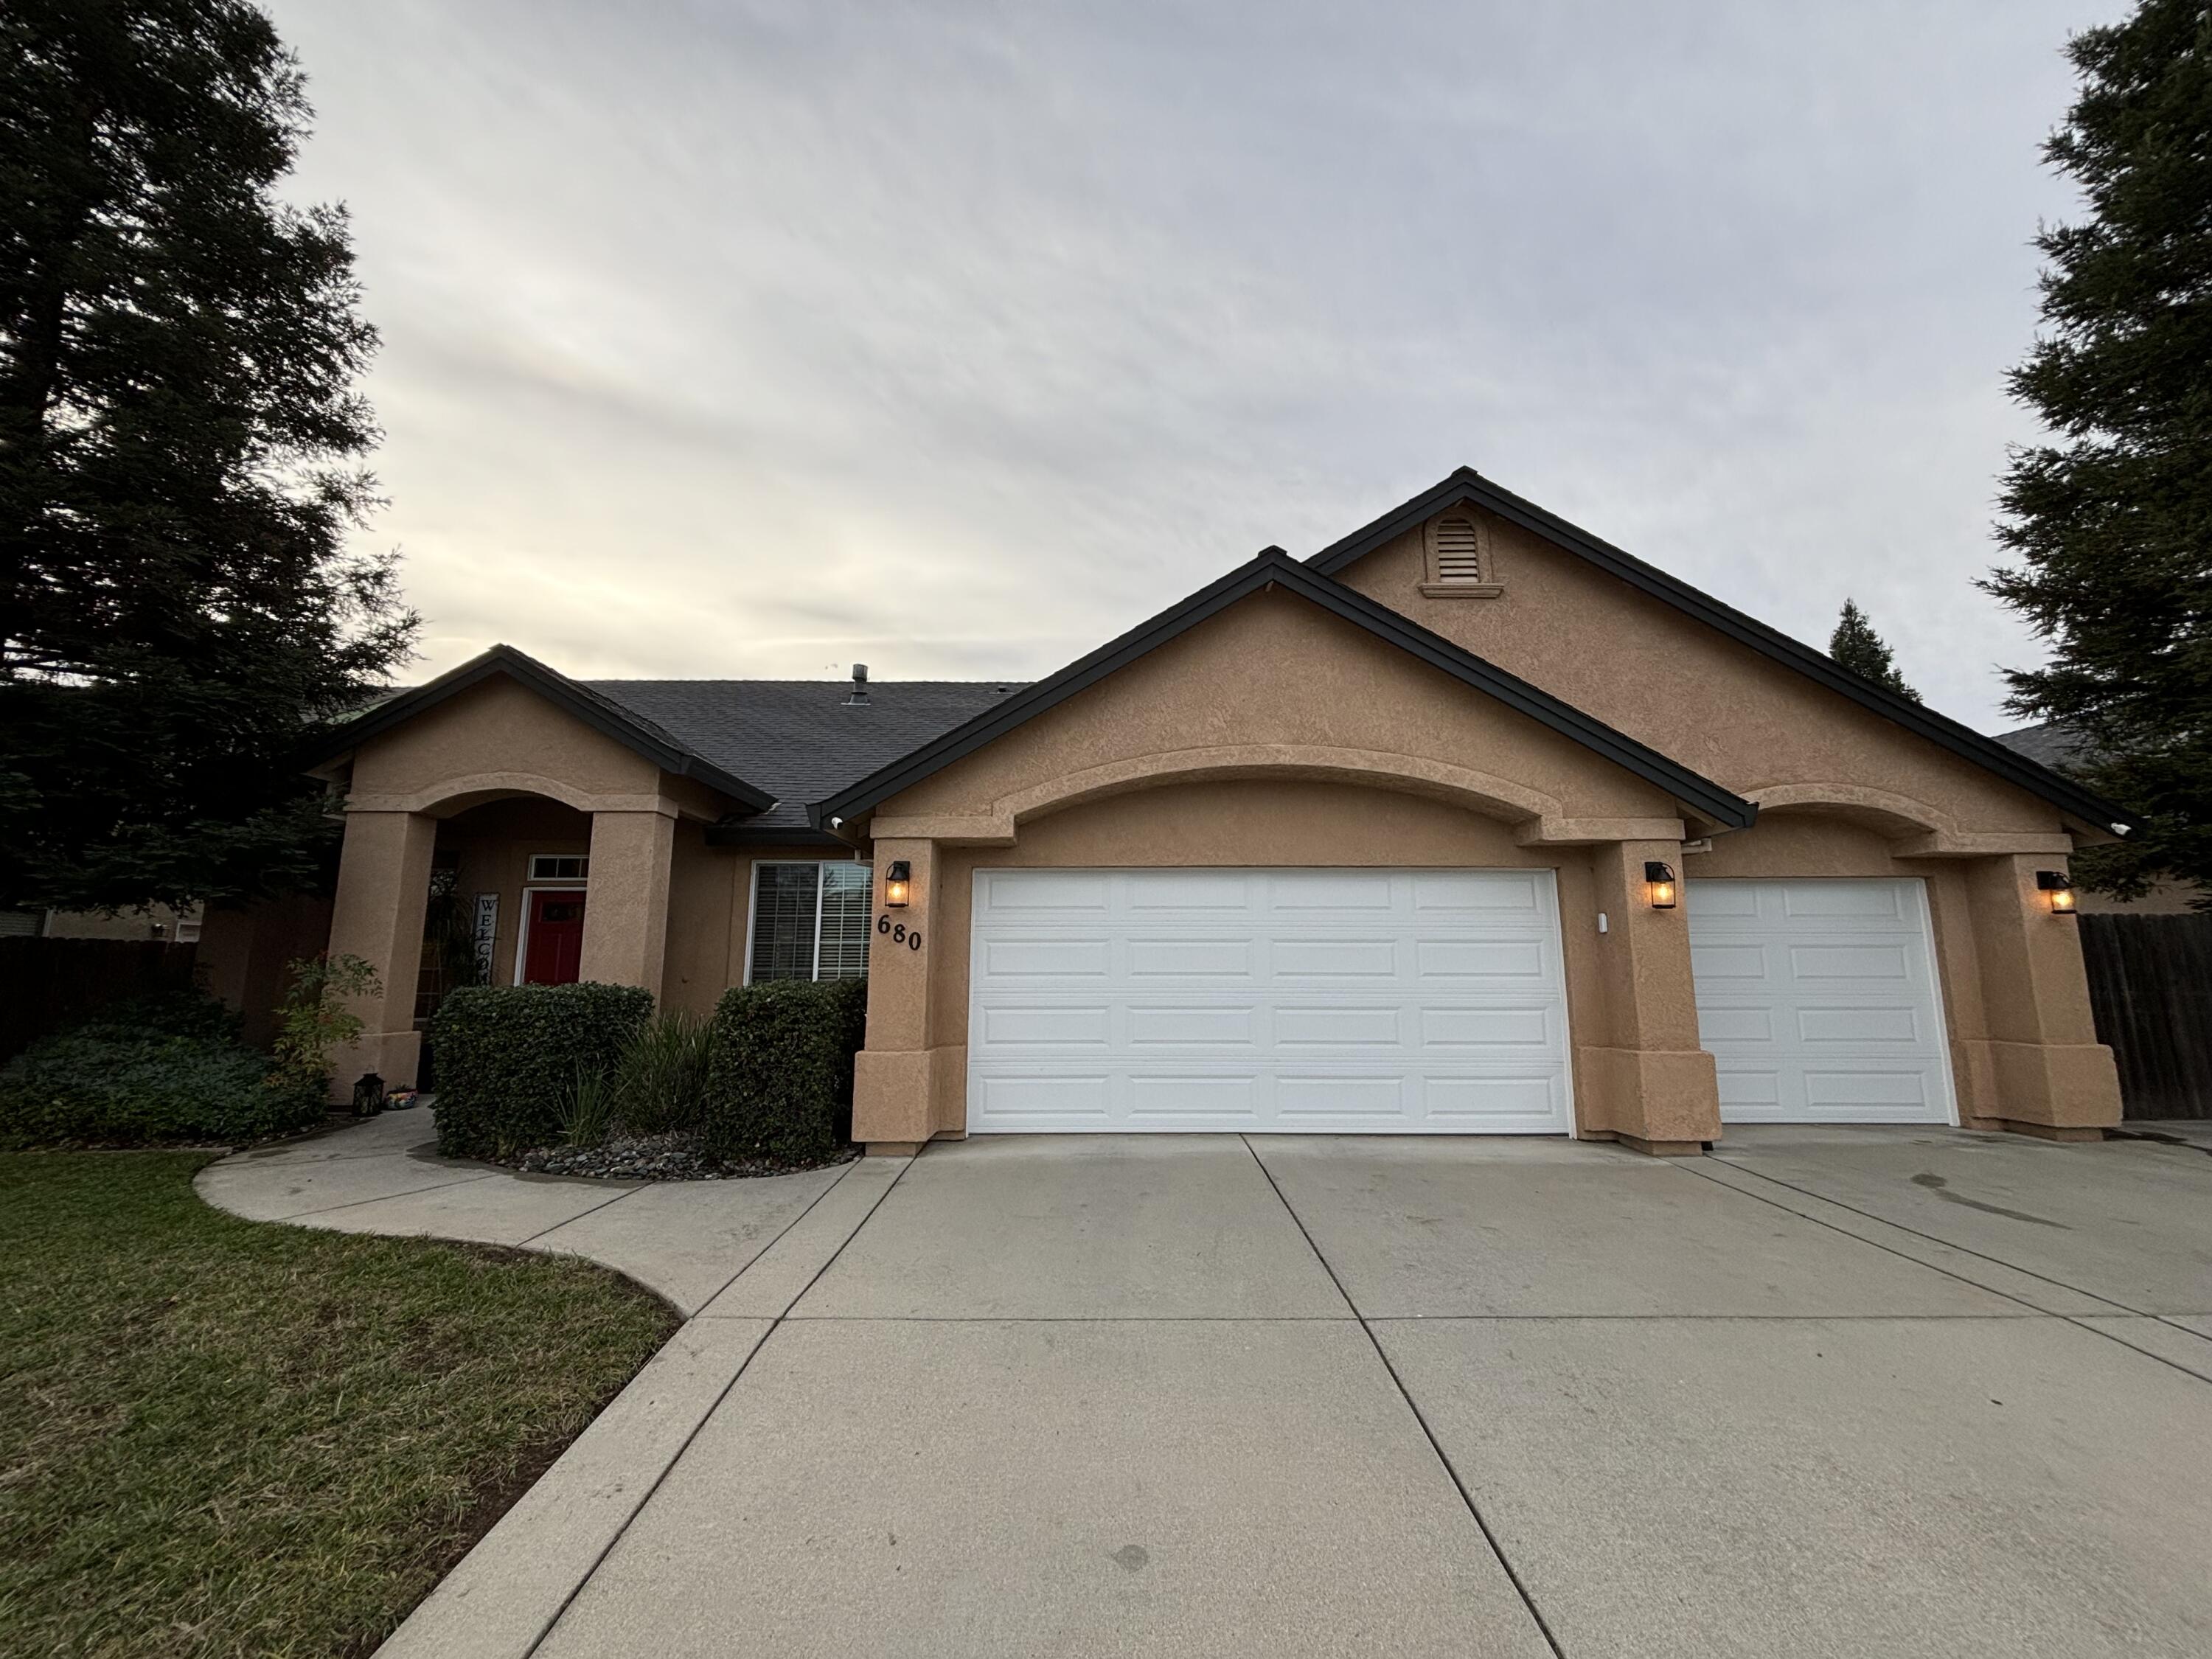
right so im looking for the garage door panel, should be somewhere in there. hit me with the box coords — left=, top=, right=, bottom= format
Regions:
left=1424, top=1074, right=1566, bottom=1124
left=969, top=869, right=1572, bottom=1134
left=1272, top=872, right=1397, bottom=910
left=1414, top=938, right=1551, bottom=981
left=980, top=871, right=1110, bottom=914
left=1788, top=943, right=1916, bottom=981
left=1419, top=1004, right=1557, bottom=1048
left=1127, top=1004, right=1259, bottom=1046
left=973, top=1074, right=1111, bottom=1125
left=1125, top=1075, right=1259, bottom=1121
left=1795, top=1004, right=1923, bottom=1043
left=1411, top=871, right=1545, bottom=912
left=1781, top=882, right=1911, bottom=919
left=1124, top=936, right=1258, bottom=979
left=1691, top=878, right=1952, bottom=1127
left=976, top=1004, right=1112, bottom=1047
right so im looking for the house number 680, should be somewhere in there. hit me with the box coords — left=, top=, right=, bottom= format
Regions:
left=877, top=914, right=923, bottom=950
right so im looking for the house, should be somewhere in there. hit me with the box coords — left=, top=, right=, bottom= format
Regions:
left=208, top=468, right=2133, bottom=1154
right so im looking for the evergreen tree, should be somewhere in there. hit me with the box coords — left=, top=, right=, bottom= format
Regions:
left=1829, top=599, right=1919, bottom=701
left=0, top=0, right=415, bottom=911
left=1985, top=0, right=2212, bottom=902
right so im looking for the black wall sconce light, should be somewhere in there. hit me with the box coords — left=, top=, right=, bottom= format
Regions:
left=883, top=860, right=913, bottom=908
left=1644, top=861, right=1678, bottom=909
left=2036, top=870, right=2077, bottom=915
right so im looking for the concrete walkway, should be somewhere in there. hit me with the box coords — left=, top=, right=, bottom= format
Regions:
left=197, top=1117, right=2212, bottom=1659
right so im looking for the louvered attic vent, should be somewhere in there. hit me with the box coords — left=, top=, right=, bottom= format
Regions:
left=1433, top=516, right=1481, bottom=581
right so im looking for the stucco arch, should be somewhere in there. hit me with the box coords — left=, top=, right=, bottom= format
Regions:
left=866, top=745, right=1685, bottom=846
left=343, top=771, right=678, bottom=819
left=1745, top=781, right=1956, bottom=841
left=1739, top=782, right=2073, bottom=858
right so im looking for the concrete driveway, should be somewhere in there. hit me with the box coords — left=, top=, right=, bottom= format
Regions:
left=206, top=1119, right=2212, bottom=1658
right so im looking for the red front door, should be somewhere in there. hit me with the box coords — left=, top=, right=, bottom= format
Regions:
left=523, top=889, right=586, bottom=984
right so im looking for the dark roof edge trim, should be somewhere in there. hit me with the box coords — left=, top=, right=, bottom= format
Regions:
left=812, top=549, right=1756, bottom=831
left=1308, top=468, right=2141, bottom=835
left=302, top=644, right=777, bottom=813
left=703, top=822, right=851, bottom=849
left=1310, top=469, right=2141, bottom=836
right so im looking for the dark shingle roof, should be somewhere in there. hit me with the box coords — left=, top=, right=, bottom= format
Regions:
left=1992, top=721, right=2093, bottom=773
left=586, top=679, right=1023, bottom=832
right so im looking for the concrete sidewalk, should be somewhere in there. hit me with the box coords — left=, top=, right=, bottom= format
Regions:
left=200, top=1119, right=2212, bottom=1658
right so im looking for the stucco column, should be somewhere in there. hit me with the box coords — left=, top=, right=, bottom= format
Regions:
left=1961, top=854, right=2121, bottom=1140
left=577, top=807, right=676, bottom=998
left=324, top=808, right=437, bottom=1099
left=852, top=838, right=957, bottom=1155
left=1575, top=838, right=1722, bottom=1155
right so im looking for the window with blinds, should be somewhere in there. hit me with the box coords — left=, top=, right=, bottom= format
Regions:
left=748, top=861, right=874, bottom=983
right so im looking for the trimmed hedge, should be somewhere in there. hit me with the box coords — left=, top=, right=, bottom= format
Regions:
left=428, top=983, right=653, bottom=1158
left=702, top=976, right=868, bottom=1164
left=0, top=1030, right=327, bottom=1150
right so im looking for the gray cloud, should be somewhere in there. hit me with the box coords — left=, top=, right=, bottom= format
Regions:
left=267, top=0, right=2124, bottom=727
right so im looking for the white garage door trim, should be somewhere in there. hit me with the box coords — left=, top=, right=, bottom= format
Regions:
left=1689, top=877, right=1958, bottom=1126
left=966, top=867, right=1574, bottom=1135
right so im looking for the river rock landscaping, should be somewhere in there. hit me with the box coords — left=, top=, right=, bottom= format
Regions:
left=514, top=1129, right=858, bottom=1182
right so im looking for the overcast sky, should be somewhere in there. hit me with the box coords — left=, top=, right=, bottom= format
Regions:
left=265, top=0, right=2123, bottom=731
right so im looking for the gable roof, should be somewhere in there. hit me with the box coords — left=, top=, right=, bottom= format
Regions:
left=811, top=546, right=1757, bottom=832
left=309, top=644, right=779, bottom=813
left=1308, top=467, right=2140, bottom=836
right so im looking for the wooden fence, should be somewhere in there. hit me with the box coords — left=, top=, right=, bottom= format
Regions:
left=2078, top=912, right=2212, bottom=1121
left=0, top=937, right=201, bottom=1062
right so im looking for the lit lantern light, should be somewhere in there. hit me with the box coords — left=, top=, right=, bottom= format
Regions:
left=2036, top=870, right=2077, bottom=915
left=884, top=860, right=913, bottom=908
left=1644, top=860, right=1678, bottom=910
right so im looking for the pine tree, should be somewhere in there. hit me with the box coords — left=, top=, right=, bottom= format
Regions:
left=0, top=0, right=416, bottom=911
left=1829, top=599, right=1919, bottom=701
left=1984, top=0, right=2212, bottom=902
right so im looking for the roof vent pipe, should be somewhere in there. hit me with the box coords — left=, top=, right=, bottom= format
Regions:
left=845, top=663, right=870, bottom=706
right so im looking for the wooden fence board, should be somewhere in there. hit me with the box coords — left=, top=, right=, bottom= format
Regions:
left=2078, top=913, right=2212, bottom=1121
left=0, top=938, right=201, bottom=1062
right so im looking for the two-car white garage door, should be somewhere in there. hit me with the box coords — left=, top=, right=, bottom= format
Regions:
left=966, top=868, right=1573, bottom=1133
left=964, top=868, right=1955, bottom=1133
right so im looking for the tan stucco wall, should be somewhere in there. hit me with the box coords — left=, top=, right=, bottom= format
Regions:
left=1337, top=516, right=2079, bottom=841
left=854, top=587, right=1726, bottom=1150
left=346, top=678, right=665, bottom=813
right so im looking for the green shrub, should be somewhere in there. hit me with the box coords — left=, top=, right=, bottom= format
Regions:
left=701, top=976, right=868, bottom=1164
left=428, top=983, right=653, bottom=1158
left=0, top=1030, right=326, bottom=1150
left=73, top=987, right=243, bottom=1045
left=613, top=1009, right=714, bottom=1135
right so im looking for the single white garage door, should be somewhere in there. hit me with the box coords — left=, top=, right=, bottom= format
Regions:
left=1688, top=877, right=1955, bottom=1124
left=965, top=868, right=1573, bottom=1134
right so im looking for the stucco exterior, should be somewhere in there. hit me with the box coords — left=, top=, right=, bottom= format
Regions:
left=229, top=473, right=2126, bottom=1150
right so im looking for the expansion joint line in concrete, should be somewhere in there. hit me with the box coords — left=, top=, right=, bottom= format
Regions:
left=1237, top=1135, right=1569, bottom=1659
left=518, top=1152, right=918, bottom=1658
left=1681, top=1156, right=2212, bottom=1389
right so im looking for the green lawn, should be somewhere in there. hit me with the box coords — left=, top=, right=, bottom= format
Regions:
left=0, top=1150, right=679, bottom=1658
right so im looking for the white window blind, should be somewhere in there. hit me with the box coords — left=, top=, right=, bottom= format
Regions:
left=750, top=862, right=874, bottom=982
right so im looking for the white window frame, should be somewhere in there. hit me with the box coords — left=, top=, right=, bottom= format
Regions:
left=742, top=858, right=874, bottom=985
left=527, top=853, right=590, bottom=883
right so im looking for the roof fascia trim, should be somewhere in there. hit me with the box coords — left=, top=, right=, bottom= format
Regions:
left=1308, top=468, right=2138, bottom=835
left=304, top=645, right=776, bottom=813
left=812, top=550, right=1755, bottom=831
